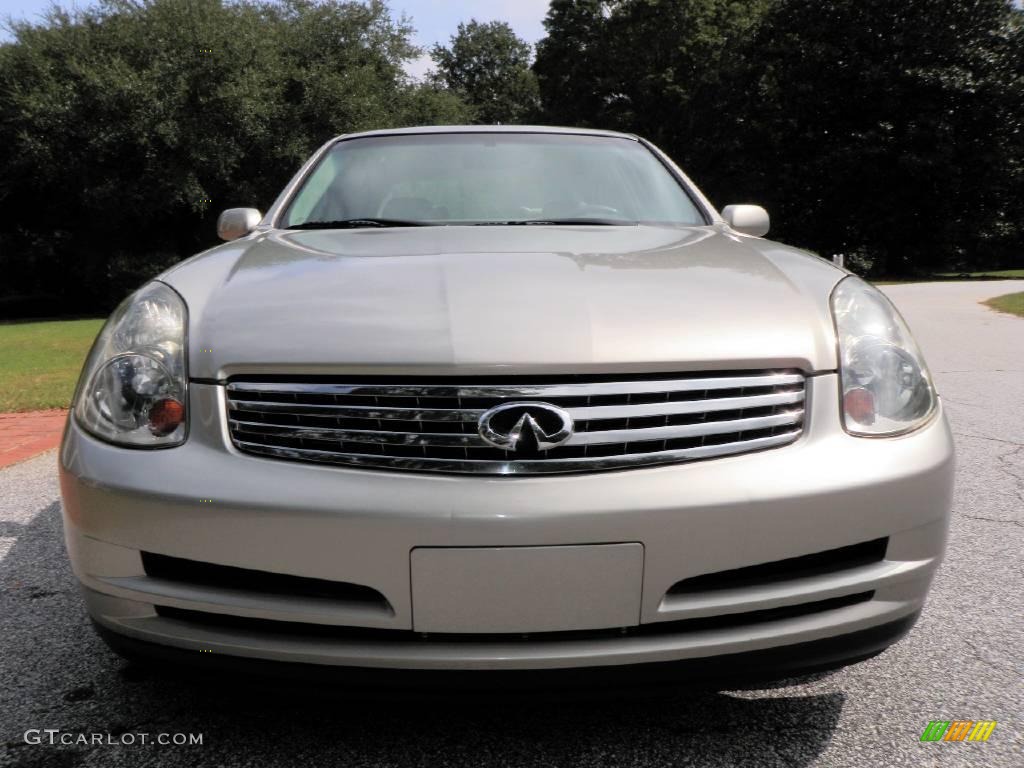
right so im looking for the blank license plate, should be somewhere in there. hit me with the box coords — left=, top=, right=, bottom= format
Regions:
left=410, top=543, right=644, bottom=634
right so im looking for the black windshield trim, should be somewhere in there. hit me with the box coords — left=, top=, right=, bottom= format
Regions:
left=286, top=218, right=427, bottom=230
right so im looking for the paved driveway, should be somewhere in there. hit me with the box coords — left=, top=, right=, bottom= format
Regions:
left=1, top=281, right=1021, bottom=768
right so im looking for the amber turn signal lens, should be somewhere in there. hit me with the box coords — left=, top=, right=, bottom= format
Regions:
left=843, top=387, right=876, bottom=426
left=147, top=397, right=185, bottom=436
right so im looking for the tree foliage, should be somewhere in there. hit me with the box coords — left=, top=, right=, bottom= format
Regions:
left=430, top=20, right=540, bottom=124
left=0, top=0, right=1020, bottom=317
left=536, top=0, right=769, bottom=139
left=0, top=0, right=471, bottom=315
left=535, top=0, right=1023, bottom=275
left=731, top=0, right=1024, bottom=274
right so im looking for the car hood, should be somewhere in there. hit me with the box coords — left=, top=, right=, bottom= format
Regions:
left=163, top=225, right=843, bottom=379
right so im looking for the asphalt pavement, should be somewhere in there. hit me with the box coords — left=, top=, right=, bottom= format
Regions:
left=1, top=280, right=1021, bottom=768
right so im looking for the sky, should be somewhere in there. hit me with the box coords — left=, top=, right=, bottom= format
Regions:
left=3, top=0, right=1022, bottom=70
left=0, top=0, right=553, bottom=77
left=396, top=0, right=550, bottom=78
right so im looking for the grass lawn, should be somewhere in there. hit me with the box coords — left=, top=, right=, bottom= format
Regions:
left=983, top=291, right=1024, bottom=319
left=874, top=268, right=1024, bottom=285
left=0, top=318, right=104, bottom=412
left=937, top=269, right=1024, bottom=279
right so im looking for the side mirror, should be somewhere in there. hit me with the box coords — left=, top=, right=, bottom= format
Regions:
left=722, top=204, right=770, bottom=237
left=217, top=208, right=262, bottom=241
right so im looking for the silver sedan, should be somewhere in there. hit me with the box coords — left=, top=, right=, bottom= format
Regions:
left=59, top=126, right=953, bottom=680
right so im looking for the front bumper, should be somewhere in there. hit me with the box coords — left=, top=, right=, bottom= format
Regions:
left=59, top=374, right=954, bottom=671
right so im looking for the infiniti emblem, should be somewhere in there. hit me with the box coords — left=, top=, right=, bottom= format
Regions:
left=478, top=402, right=575, bottom=452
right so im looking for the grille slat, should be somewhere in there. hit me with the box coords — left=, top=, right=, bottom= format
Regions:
left=569, top=410, right=803, bottom=446
left=230, top=419, right=489, bottom=447
left=226, top=371, right=807, bottom=475
left=233, top=429, right=802, bottom=474
left=229, top=410, right=804, bottom=449
left=226, top=373, right=803, bottom=400
left=566, top=390, right=804, bottom=420
left=228, top=399, right=483, bottom=422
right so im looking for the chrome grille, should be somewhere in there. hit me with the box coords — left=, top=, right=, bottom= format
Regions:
left=225, top=371, right=806, bottom=475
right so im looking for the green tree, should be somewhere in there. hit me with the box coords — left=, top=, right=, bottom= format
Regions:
left=727, top=0, right=1024, bottom=274
left=533, top=0, right=614, bottom=128
left=431, top=20, right=540, bottom=124
left=534, top=0, right=771, bottom=192
left=0, top=0, right=472, bottom=315
left=534, top=0, right=1023, bottom=276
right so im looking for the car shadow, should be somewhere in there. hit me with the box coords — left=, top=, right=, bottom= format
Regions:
left=0, top=502, right=844, bottom=768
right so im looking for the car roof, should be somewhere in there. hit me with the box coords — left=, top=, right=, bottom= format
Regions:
left=333, top=125, right=640, bottom=142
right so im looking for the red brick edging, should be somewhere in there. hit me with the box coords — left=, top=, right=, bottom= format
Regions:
left=0, top=409, right=67, bottom=469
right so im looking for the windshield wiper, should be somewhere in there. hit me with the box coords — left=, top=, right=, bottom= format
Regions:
left=288, top=217, right=634, bottom=229
left=287, top=218, right=427, bottom=230
left=483, top=218, right=634, bottom=226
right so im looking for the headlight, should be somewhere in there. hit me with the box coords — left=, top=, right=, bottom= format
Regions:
left=74, top=281, right=188, bottom=447
left=831, top=276, right=936, bottom=436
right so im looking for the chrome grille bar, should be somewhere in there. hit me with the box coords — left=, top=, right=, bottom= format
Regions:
left=565, top=390, right=804, bottom=420
left=228, top=410, right=804, bottom=448
left=232, top=431, right=803, bottom=475
left=227, top=388, right=805, bottom=423
left=566, top=411, right=804, bottom=446
left=226, top=372, right=803, bottom=400
left=225, top=371, right=807, bottom=475
left=229, top=420, right=486, bottom=447
left=227, top=399, right=483, bottom=422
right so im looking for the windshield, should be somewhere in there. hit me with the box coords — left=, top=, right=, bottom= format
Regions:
left=280, top=133, right=706, bottom=228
